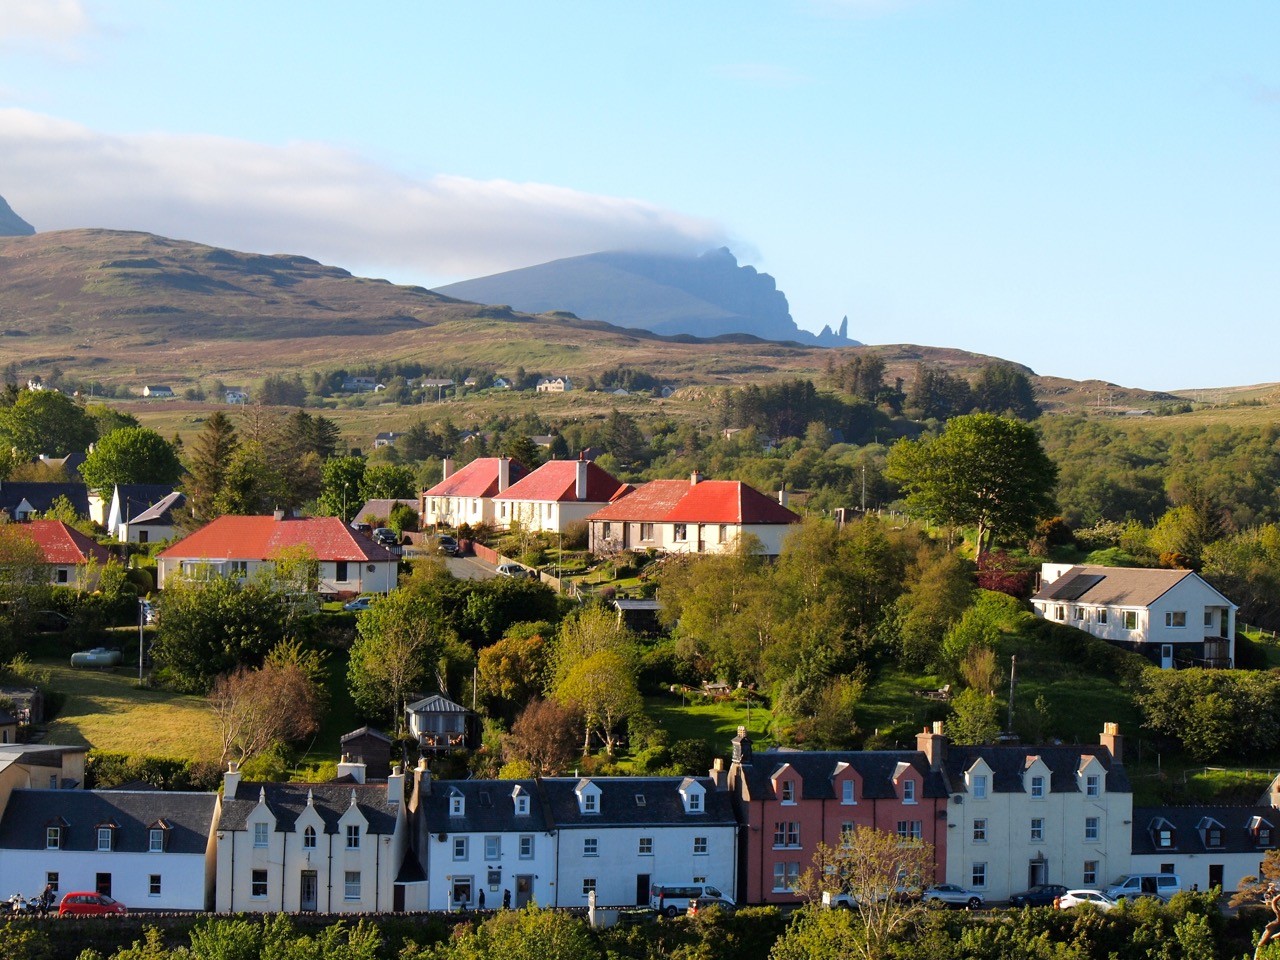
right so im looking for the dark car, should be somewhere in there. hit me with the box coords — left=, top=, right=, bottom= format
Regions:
left=372, top=527, right=400, bottom=546
left=1008, top=884, right=1067, bottom=908
left=436, top=535, right=459, bottom=556
left=687, top=896, right=735, bottom=916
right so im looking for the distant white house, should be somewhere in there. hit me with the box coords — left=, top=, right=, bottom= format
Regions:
left=142, top=385, right=175, bottom=399
left=492, top=377, right=512, bottom=390
left=225, top=389, right=249, bottom=404
left=536, top=377, right=572, bottom=393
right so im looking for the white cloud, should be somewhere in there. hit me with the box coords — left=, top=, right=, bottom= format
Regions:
left=0, top=0, right=91, bottom=45
left=0, top=109, right=726, bottom=281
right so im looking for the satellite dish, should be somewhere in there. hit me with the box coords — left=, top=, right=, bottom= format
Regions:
left=951, top=794, right=964, bottom=804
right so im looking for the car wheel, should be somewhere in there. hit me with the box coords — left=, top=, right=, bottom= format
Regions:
left=663, top=906, right=678, bottom=918
left=967, top=897, right=981, bottom=909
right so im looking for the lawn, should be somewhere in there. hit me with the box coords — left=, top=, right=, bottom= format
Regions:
left=36, top=659, right=220, bottom=760
left=644, top=691, right=773, bottom=751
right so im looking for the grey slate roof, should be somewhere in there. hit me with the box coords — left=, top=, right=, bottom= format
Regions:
left=1132, top=805, right=1280, bottom=856
left=218, top=782, right=400, bottom=835
left=0, top=789, right=216, bottom=854
left=128, top=490, right=185, bottom=524
left=0, top=482, right=90, bottom=518
left=0, top=744, right=84, bottom=777
left=944, top=744, right=1132, bottom=795
left=539, top=776, right=737, bottom=828
left=422, top=779, right=551, bottom=834
left=735, top=750, right=949, bottom=802
left=1033, top=565, right=1225, bottom=608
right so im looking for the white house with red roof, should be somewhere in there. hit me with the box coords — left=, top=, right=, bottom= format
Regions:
left=420, top=457, right=529, bottom=529
left=156, top=515, right=398, bottom=597
left=22, top=520, right=112, bottom=589
left=492, top=457, right=630, bottom=534
left=587, top=472, right=800, bottom=556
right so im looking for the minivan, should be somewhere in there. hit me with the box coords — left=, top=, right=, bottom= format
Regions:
left=1104, top=873, right=1181, bottom=901
left=650, top=882, right=733, bottom=917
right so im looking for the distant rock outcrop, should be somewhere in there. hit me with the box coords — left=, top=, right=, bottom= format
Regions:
left=0, top=194, right=34, bottom=236
left=436, top=248, right=859, bottom=347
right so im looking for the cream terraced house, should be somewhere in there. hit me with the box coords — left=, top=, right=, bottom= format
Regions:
left=420, top=458, right=529, bottom=530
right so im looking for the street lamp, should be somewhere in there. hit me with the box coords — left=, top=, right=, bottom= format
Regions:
left=137, top=597, right=146, bottom=682
left=343, top=482, right=349, bottom=523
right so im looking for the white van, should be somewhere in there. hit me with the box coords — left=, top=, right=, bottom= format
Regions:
left=1104, top=873, right=1181, bottom=901
left=650, top=882, right=733, bottom=917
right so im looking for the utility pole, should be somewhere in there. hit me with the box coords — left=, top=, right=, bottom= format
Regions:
left=1006, top=655, right=1018, bottom=733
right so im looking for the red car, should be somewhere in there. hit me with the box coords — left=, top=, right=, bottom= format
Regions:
left=58, top=891, right=127, bottom=916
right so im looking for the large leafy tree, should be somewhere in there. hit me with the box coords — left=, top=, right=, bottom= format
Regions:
left=550, top=606, right=642, bottom=755
left=319, top=456, right=366, bottom=522
left=0, top=388, right=97, bottom=459
left=885, top=413, right=1057, bottom=555
left=79, top=427, right=184, bottom=489
left=347, top=588, right=455, bottom=727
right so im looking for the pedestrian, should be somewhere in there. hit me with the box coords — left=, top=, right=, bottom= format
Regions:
left=39, top=883, right=53, bottom=915
left=478, top=889, right=486, bottom=910
left=658, top=889, right=665, bottom=915
left=503, top=888, right=511, bottom=909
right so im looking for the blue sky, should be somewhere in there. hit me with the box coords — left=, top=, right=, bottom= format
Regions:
left=0, top=1, right=1276, bottom=390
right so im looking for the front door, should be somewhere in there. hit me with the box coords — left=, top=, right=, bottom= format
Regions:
left=636, top=873, right=650, bottom=907
left=1028, top=859, right=1047, bottom=887
left=515, top=874, right=533, bottom=908
left=1161, top=644, right=1174, bottom=669
left=96, top=873, right=111, bottom=897
left=300, top=871, right=318, bottom=912
left=1209, top=865, right=1224, bottom=891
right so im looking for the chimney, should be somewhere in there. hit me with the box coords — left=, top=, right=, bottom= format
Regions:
left=731, top=726, right=752, bottom=765
left=408, top=757, right=431, bottom=814
left=690, top=470, right=703, bottom=487
left=223, top=761, right=241, bottom=800
left=778, top=489, right=789, bottom=507
left=576, top=456, right=589, bottom=501
left=442, top=458, right=455, bottom=481
left=1099, top=722, right=1123, bottom=765
left=916, top=721, right=947, bottom=771
left=709, top=757, right=728, bottom=791
left=273, top=507, right=286, bottom=521
left=336, top=753, right=367, bottom=784
left=387, top=764, right=405, bottom=805
left=497, top=457, right=510, bottom=493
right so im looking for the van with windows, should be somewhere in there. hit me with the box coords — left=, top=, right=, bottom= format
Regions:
left=650, top=882, right=733, bottom=917
left=1104, top=873, right=1181, bottom=901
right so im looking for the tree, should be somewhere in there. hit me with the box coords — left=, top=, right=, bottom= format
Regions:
left=319, top=456, right=366, bottom=522
left=431, top=905, right=598, bottom=960
left=361, top=463, right=416, bottom=501
left=885, top=413, right=1057, bottom=555
left=0, top=388, right=97, bottom=459
left=186, top=412, right=240, bottom=519
left=948, top=688, right=1001, bottom=745
left=970, top=362, right=1040, bottom=420
left=550, top=607, right=642, bottom=755
left=210, top=655, right=324, bottom=765
left=503, top=699, right=579, bottom=777
left=0, top=524, right=50, bottom=656
left=347, top=589, right=453, bottom=727
left=478, top=624, right=552, bottom=720
left=79, top=427, right=184, bottom=489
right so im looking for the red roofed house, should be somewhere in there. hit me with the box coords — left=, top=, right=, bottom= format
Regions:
left=156, top=514, right=398, bottom=597
left=492, top=457, right=630, bottom=534
left=420, top=457, right=528, bottom=529
left=586, top=472, right=801, bottom=556
left=23, top=520, right=112, bottom=589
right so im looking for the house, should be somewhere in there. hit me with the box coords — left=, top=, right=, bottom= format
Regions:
left=102, top=484, right=184, bottom=542
left=339, top=727, right=395, bottom=782
left=418, top=378, right=455, bottom=396
left=225, top=389, right=249, bottom=404
left=0, top=687, right=44, bottom=725
left=938, top=722, right=1132, bottom=902
left=536, top=377, right=572, bottom=393
left=421, top=457, right=529, bottom=529
left=0, top=481, right=91, bottom=522
left=354, top=499, right=418, bottom=529
left=341, top=376, right=382, bottom=393
left=0, top=745, right=88, bottom=819
left=142, top=385, right=175, bottom=399
left=373, top=432, right=405, bottom=449
left=1130, top=802, right=1279, bottom=893
left=213, top=761, right=412, bottom=912
left=0, top=788, right=218, bottom=910
left=116, top=491, right=186, bottom=545
left=23, top=520, right=112, bottom=589
left=463, top=377, right=479, bottom=388
left=586, top=473, right=801, bottom=557
left=720, top=728, right=948, bottom=905
left=413, top=774, right=556, bottom=910
left=492, top=377, right=512, bottom=390
left=1032, top=563, right=1237, bottom=669
left=541, top=775, right=738, bottom=908
left=405, top=693, right=478, bottom=754
left=0, top=711, right=15, bottom=746
left=492, top=457, right=629, bottom=535
left=156, top=514, right=398, bottom=597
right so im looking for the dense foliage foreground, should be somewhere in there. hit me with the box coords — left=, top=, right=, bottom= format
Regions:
left=1, top=894, right=1271, bottom=960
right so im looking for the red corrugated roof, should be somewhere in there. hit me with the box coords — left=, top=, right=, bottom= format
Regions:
left=493, top=459, right=628, bottom=504
left=664, top=480, right=800, bottom=524
left=158, top=516, right=397, bottom=562
left=25, top=520, right=112, bottom=565
left=423, top=458, right=529, bottom=499
left=585, top=479, right=691, bottom=521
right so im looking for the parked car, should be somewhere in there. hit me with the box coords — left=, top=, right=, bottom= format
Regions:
left=650, top=882, right=733, bottom=918
left=1007, top=884, right=1068, bottom=908
left=58, top=891, right=127, bottom=916
left=1104, top=873, right=1181, bottom=902
left=436, top=535, right=459, bottom=556
left=343, top=596, right=376, bottom=612
left=921, top=884, right=984, bottom=909
left=687, top=895, right=735, bottom=916
left=350, top=521, right=372, bottom=535
left=1056, top=889, right=1117, bottom=912
left=33, top=609, right=70, bottom=632
left=372, top=527, right=399, bottom=546
left=496, top=563, right=535, bottom=578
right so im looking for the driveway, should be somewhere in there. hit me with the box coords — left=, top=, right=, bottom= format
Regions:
left=446, top=556, right=499, bottom=581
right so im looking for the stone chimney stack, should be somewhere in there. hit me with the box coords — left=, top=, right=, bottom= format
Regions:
left=408, top=757, right=431, bottom=814
left=576, top=456, right=589, bottom=501
left=387, top=764, right=405, bottom=804
left=336, top=753, right=367, bottom=784
left=731, top=726, right=753, bottom=765
left=709, top=757, right=728, bottom=791
left=224, top=761, right=241, bottom=800
left=690, top=470, right=703, bottom=487
left=916, top=721, right=948, bottom=772
left=1100, top=722, right=1123, bottom=764
left=497, top=457, right=510, bottom=493
left=273, top=507, right=286, bottom=521
left=778, top=488, right=789, bottom=507
left=442, top=458, right=455, bottom=481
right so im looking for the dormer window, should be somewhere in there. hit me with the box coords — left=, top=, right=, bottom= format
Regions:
left=515, top=794, right=530, bottom=816
left=1198, top=818, right=1224, bottom=849
left=303, top=826, right=317, bottom=849
left=1251, top=817, right=1273, bottom=847
left=253, top=823, right=269, bottom=847
left=1030, top=775, right=1045, bottom=799
left=450, top=789, right=465, bottom=817
left=149, top=828, right=166, bottom=853
left=842, top=780, right=856, bottom=805
left=46, top=826, right=61, bottom=850
left=689, top=792, right=702, bottom=812
left=584, top=794, right=597, bottom=813
left=1150, top=817, right=1177, bottom=849
left=902, top=779, right=916, bottom=804
left=1085, top=774, right=1100, bottom=797
left=679, top=779, right=706, bottom=814
left=97, top=825, right=115, bottom=852
left=576, top=780, right=602, bottom=815
left=971, top=773, right=988, bottom=799
left=780, top=780, right=795, bottom=804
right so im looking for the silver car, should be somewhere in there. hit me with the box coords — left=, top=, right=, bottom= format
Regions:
left=922, top=884, right=984, bottom=909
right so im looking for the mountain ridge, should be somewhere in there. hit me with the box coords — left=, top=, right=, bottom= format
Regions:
left=0, top=193, right=34, bottom=236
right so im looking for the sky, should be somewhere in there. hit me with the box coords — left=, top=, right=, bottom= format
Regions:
left=0, top=1, right=1277, bottom=391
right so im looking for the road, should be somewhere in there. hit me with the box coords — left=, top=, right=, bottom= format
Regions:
left=445, top=555, right=499, bottom=581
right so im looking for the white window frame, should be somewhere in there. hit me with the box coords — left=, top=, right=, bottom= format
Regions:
left=519, top=835, right=534, bottom=859
left=693, top=836, right=708, bottom=855
left=972, top=774, right=987, bottom=800
left=251, top=869, right=268, bottom=899
left=97, top=827, right=113, bottom=852
left=303, top=826, right=317, bottom=849
left=1083, top=860, right=1098, bottom=885
left=973, top=819, right=987, bottom=842
left=46, top=827, right=60, bottom=850
left=902, top=779, right=917, bottom=804
left=638, top=837, right=653, bottom=856
left=1030, top=818, right=1044, bottom=842
left=584, top=837, right=599, bottom=857
left=1086, top=774, right=1100, bottom=798
left=253, top=823, right=269, bottom=848
left=842, top=780, right=856, bottom=804
left=149, top=828, right=165, bottom=853
left=1166, top=610, right=1187, bottom=628
left=148, top=874, right=161, bottom=897
left=344, top=871, right=361, bottom=901
left=485, top=836, right=501, bottom=860
left=1085, top=817, right=1100, bottom=842
left=1030, top=775, right=1045, bottom=799
left=346, top=824, right=360, bottom=849
left=971, top=862, right=987, bottom=889
left=582, top=877, right=596, bottom=898
left=453, top=836, right=468, bottom=861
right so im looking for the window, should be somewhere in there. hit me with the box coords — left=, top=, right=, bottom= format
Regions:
left=1206, top=826, right=1223, bottom=848
left=583, top=793, right=598, bottom=813
left=780, top=779, right=795, bottom=803
left=229, top=560, right=248, bottom=577
left=972, top=819, right=987, bottom=842
left=148, top=875, right=161, bottom=897
left=1123, top=610, right=1138, bottom=630
left=515, top=795, right=529, bottom=816
left=1157, top=827, right=1174, bottom=848
left=45, top=872, right=58, bottom=894
left=896, top=820, right=922, bottom=840
left=149, top=828, right=165, bottom=852
left=1030, top=818, right=1044, bottom=842
left=638, top=837, right=653, bottom=856
left=56, top=568, right=69, bottom=584
left=1085, top=818, right=1100, bottom=842
left=674, top=523, right=688, bottom=542
left=688, top=792, right=703, bottom=812
left=971, top=863, right=987, bottom=889
left=46, top=827, right=61, bottom=850
left=453, top=837, right=468, bottom=860
left=694, top=837, right=708, bottom=855
left=335, top=561, right=349, bottom=582
left=582, top=878, right=596, bottom=898
left=1165, top=611, right=1187, bottom=628
left=450, top=794, right=464, bottom=816
left=49, top=775, right=58, bottom=790
left=1030, top=776, right=1045, bottom=799
left=303, top=826, right=316, bottom=849
left=1205, top=609, right=1215, bottom=627
left=772, top=862, right=800, bottom=892
left=719, top=524, right=729, bottom=542
left=346, top=824, right=360, bottom=849
left=902, top=779, right=917, bottom=804
left=972, top=774, right=988, bottom=800
left=344, top=871, right=361, bottom=900
left=97, top=827, right=113, bottom=852
left=1098, top=608, right=1108, bottom=625
left=640, top=522, right=654, bottom=541
left=253, top=823, right=269, bottom=848
left=251, top=870, right=268, bottom=899
left=1086, top=774, right=1100, bottom=798
left=1054, top=604, right=1065, bottom=621
left=584, top=837, right=599, bottom=857
left=1083, top=861, right=1098, bottom=885
left=519, top=835, right=534, bottom=859
left=774, top=822, right=800, bottom=847
left=485, top=836, right=501, bottom=860
left=1073, top=606, right=1086, bottom=622
left=842, top=780, right=857, bottom=804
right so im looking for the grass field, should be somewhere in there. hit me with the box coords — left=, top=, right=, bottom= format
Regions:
left=644, top=691, right=773, bottom=752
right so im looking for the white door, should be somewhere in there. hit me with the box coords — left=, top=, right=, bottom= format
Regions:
left=1161, top=644, right=1174, bottom=669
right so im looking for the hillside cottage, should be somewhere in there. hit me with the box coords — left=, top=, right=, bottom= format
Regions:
left=421, top=457, right=529, bottom=529
left=492, top=457, right=629, bottom=535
